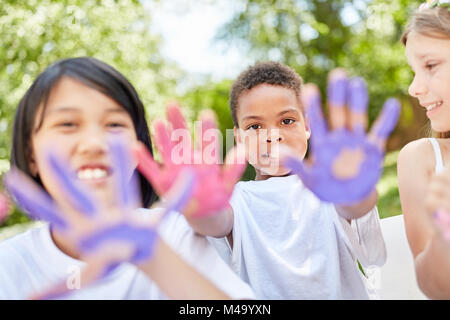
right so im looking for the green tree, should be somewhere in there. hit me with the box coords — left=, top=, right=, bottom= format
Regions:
left=181, top=0, right=428, bottom=216
left=214, top=0, right=426, bottom=149
left=0, top=0, right=182, bottom=227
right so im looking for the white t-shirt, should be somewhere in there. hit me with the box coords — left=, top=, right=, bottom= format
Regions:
left=0, top=208, right=255, bottom=300
left=208, top=175, right=386, bottom=300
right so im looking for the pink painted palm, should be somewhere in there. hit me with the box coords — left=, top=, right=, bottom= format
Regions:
left=0, top=192, right=10, bottom=223
left=134, top=103, right=246, bottom=218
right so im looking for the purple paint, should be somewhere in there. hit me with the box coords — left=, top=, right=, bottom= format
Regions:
left=305, top=91, right=328, bottom=149
left=327, top=76, right=348, bottom=107
left=284, top=73, right=400, bottom=205
left=348, top=77, right=369, bottom=113
left=3, top=169, right=68, bottom=230
left=109, top=139, right=140, bottom=208
left=79, top=223, right=159, bottom=264
left=6, top=136, right=197, bottom=299
left=372, top=98, right=401, bottom=140
left=48, top=153, right=97, bottom=216
left=284, top=129, right=383, bottom=204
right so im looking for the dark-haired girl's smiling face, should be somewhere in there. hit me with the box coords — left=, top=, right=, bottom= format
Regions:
left=29, top=77, right=139, bottom=208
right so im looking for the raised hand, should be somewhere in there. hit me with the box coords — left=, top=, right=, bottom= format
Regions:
left=134, top=103, right=246, bottom=218
left=283, top=69, right=400, bottom=205
left=426, top=167, right=450, bottom=242
left=434, top=211, right=450, bottom=242
left=3, top=138, right=195, bottom=299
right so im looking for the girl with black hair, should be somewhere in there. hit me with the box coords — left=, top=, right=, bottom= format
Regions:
left=0, top=57, right=255, bottom=300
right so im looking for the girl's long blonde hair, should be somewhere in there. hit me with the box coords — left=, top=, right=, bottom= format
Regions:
left=402, top=6, right=450, bottom=139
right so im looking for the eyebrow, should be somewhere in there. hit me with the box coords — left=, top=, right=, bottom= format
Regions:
left=241, top=107, right=299, bottom=122
left=241, top=115, right=263, bottom=122
left=46, top=106, right=127, bottom=115
left=277, top=107, right=299, bottom=116
left=416, top=52, right=440, bottom=60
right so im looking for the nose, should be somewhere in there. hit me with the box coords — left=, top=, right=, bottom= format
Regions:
left=408, top=74, right=428, bottom=98
left=77, top=126, right=108, bottom=157
left=265, top=128, right=282, bottom=143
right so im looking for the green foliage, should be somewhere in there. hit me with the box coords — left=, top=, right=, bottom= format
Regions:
left=377, top=150, right=402, bottom=218
left=179, top=0, right=419, bottom=212
left=0, top=0, right=183, bottom=227
left=0, top=0, right=181, bottom=166
left=0, top=0, right=425, bottom=228
left=212, top=0, right=422, bottom=127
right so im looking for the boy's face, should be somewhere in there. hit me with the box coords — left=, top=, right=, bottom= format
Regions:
left=234, top=84, right=310, bottom=179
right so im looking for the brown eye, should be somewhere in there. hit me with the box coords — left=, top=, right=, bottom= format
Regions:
left=247, top=124, right=261, bottom=130
left=425, top=62, right=438, bottom=71
left=58, top=122, right=77, bottom=128
left=282, top=119, right=295, bottom=125
left=107, top=122, right=125, bottom=128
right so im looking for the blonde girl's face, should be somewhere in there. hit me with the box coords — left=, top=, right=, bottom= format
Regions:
left=406, top=31, right=450, bottom=132
left=29, top=77, right=139, bottom=209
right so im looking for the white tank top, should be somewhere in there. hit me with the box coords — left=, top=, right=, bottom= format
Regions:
left=429, top=138, right=445, bottom=174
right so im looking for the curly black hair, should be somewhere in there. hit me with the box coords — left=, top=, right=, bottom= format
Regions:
left=229, top=61, right=303, bottom=127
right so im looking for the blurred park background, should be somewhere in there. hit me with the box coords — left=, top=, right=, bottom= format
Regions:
left=0, top=0, right=429, bottom=232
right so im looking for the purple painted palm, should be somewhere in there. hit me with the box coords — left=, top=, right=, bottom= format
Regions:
left=3, top=138, right=195, bottom=299
left=283, top=71, right=400, bottom=205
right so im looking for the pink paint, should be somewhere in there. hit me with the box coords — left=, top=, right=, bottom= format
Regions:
left=0, top=193, right=9, bottom=222
left=134, top=103, right=246, bottom=218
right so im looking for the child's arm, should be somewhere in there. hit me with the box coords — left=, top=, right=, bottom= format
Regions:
left=4, top=139, right=236, bottom=300
left=398, top=139, right=450, bottom=299
left=138, top=237, right=230, bottom=299
left=183, top=206, right=234, bottom=238
left=334, top=189, right=378, bottom=221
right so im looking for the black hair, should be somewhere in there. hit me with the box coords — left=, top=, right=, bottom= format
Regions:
left=10, top=57, right=156, bottom=207
left=229, top=61, right=303, bottom=127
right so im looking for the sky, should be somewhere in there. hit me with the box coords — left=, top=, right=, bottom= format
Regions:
left=145, top=0, right=252, bottom=83
left=143, top=0, right=362, bottom=86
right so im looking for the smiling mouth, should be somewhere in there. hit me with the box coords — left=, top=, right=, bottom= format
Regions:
left=77, top=167, right=110, bottom=181
left=425, top=101, right=443, bottom=112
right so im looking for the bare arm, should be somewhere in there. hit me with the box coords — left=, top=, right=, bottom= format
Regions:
left=137, top=237, right=231, bottom=300
left=398, top=139, right=450, bottom=299
left=183, top=205, right=234, bottom=238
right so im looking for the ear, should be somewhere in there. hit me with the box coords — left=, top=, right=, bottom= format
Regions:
left=305, top=119, right=311, bottom=140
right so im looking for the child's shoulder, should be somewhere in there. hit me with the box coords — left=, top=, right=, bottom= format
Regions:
left=398, top=138, right=435, bottom=176
left=399, top=138, right=433, bottom=161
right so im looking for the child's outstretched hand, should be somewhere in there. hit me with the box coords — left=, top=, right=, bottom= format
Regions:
left=3, top=138, right=195, bottom=299
left=134, top=103, right=246, bottom=218
left=426, top=167, right=450, bottom=242
left=283, top=69, right=400, bottom=205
